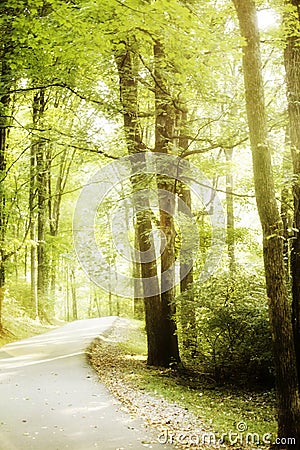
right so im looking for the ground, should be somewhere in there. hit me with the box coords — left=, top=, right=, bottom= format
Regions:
left=87, top=318, right=224, bottom=449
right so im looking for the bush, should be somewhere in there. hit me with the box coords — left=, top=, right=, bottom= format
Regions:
left=177, top=270, right=274, bottom=387
left=7, top=281, right=35, bottom=318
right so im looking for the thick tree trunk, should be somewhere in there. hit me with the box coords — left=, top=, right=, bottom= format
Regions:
left=157, top=178, right=180, bottom=364
left=116, top=43, right=167, bottom=366
left=135, top=193, right=166, bottom=365
left=284, top=0, right=300, bottom=390
left=154, top=41, right=180, bottom=366
left=233, top=0, right=300, bottom=445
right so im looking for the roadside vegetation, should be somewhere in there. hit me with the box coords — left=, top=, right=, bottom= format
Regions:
left=0, top=289, right=57, bottom=347
left=88, top=319, right=277, bottom=448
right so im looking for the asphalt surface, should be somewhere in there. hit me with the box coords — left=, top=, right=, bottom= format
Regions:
left=0, top=317, right=172, bottom=450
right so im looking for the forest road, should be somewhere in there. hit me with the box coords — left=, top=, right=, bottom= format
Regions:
left=0, top=317, right=172, bottom=450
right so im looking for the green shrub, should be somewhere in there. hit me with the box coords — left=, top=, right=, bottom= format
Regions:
left=177, top=270, right=274, bottom=387
left=7, top=281, right=35, bottom=318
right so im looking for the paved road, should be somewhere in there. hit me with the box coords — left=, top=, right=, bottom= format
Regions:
left=0, top=317, right=171, bottom=450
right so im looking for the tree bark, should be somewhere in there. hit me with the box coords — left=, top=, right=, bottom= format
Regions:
left=280, top=129, right=293, bottom=281
left=29, top=134, right=38, bottom=319
left=48, top=147, right=75, bottom=313
left=0, top=59, right=11, bottom=332
left=284, top=0, right=300, bottom=390
left=115, top=42, right=168, bottom=366
left=0, top=106, right=8, bottom=332
left=233, top=0, right=300, bottom=444
left=154, top=40, right=180, bottom=365
left=133, top=227, right=144, bottom=320
left=32, top=89, right=49, bottom=321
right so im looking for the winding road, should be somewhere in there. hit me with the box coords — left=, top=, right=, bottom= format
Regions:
left=0, top=317, right=171, bottom=450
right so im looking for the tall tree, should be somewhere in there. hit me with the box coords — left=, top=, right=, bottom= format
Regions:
left=232, top=0, right=300, bottom=444
left=32, top=89, right=49, bottom=321
left=284, top=0, right=300, bottom=388
left=29, top=121, right=38, bottom=319
left=154, top=40, right=180, bottom=365
left=115, top=41, right=167, bottom=366
left=0, top=2, right=16, bottom=331
left=48, top=144, right=76, bottom=304
left=0, top=69, right=10, bottom=332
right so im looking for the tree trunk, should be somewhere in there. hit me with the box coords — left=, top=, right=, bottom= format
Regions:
left=284, top=0, right=300, bottom=390
left=48, top=146, right=75, bottom=316
left=0, top=123, right=6, bottom=333
left=0, top=60, right=11, bottom=332
left=133, top=226, right=144, bottom=320
left=233, top=0, right=300, bottom=444
left=116, top=42, right=170, bottom=366
left=281, top=129, right=293, bottom=281
left=225, top=148, right=236, bottom=273
left=32, top=89, right=49, bottom=322
left=154, top=41, right=180, bottom=366
left=29, top=137, right=38, bottom=319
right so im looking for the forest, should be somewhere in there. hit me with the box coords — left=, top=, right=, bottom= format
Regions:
left=1, top=0, right=300, bottom=447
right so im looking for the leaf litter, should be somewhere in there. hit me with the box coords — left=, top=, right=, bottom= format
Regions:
left=87, top=319, right=225, bottom=450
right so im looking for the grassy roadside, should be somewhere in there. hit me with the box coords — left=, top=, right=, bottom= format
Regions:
left=88, top=319, right=277, bottom=447
left=0, top=314, right=58, bottom=347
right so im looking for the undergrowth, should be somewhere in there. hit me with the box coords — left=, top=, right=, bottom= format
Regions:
left=0, top=290, right=56, bottom=347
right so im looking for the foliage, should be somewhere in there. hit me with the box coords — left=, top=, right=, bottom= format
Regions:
left=0, top=0, right=292, bottom=385
left=0, top=282, right=55, bottom=346
left=178, top=270, right=274, bottom=387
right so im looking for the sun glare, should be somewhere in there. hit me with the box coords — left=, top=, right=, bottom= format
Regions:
left=257, top=8, right=280, bottom=30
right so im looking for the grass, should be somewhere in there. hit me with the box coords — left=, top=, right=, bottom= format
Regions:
left=0, top=315, right=55, bottom=347
left=118, top=320, right=277, bottom=445
left=0, top=294, right=58, bottom=347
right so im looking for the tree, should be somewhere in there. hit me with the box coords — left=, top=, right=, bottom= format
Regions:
left=283, top=0, right=300, bottom=388
left=232, top=0, right=300, bottom=444
left=154, top=39, right=181, bottom=365
left=0, top=2, right=17, bottom=332
left=32, top=89, right=50, bottom=321
left=115, top=40, right=167, bottom=366
left=0, top=71, right=10, bottom=332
